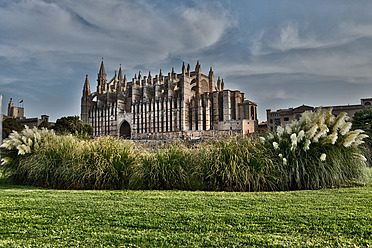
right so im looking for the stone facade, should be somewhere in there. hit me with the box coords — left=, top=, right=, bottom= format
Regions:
left=81, top=61, right=258, bottom=139
left=7, top=98, right=24, bottom=119
left=266, top=98, right=372, bottom=132
left=4, top=98, right=51, bottom=128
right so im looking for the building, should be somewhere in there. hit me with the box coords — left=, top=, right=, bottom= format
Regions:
left=3, top=98, right=51, bottom=128
left=266, top=98, right=372, bottom=132
left=81, top=61, right=258, bottom=139
left=7, top=98, right=24, bottom=119
left=258, top=121, right=268, bottom=133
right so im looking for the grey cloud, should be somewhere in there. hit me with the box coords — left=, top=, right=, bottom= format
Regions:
left=0, top=0, right=232, bottom=68
left=0, top=77, right=18, bottom=86
left=2, top=0, right=372, bottom=123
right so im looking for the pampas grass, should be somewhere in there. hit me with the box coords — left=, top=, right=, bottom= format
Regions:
left=1, top=109, right=370, bottom=191
left=133, top=142, right=197, bottom=190
left=2, top=134, right=136, bottom=189
left=262, top=108, right=370, bottom=190
left=197, top=137, right=279, bottom=192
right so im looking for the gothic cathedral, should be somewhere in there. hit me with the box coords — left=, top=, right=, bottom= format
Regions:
left=81, top=60, right=257, bottom=139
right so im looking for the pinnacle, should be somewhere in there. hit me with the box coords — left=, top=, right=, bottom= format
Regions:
left=99, top=60, right=106, bottom=76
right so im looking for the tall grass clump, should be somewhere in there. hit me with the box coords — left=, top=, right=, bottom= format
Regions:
left=261, top=108, right=370, bottom=190
left=77, top=137, right=137, bottom=189
left=1, top=126, right=55, bottom=174
left=11, top=134, right=83, bottom=188
left=133, top=142, right=197, bottom=190
left=1, top=130, right=137, bottom=189
left=198, top=137, right=279, bottom=191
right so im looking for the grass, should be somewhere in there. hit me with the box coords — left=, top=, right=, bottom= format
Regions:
left=0, top=173, right=371, bottom=247
left=2, top=118, right=370, bottom=191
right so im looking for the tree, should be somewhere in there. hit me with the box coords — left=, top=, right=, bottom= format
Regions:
left=38, top=120, right=50, bottom=129
left=53, top=116, right=92, bottom=136
left=2, top=118, right=23, bottom=139
left=352, top=108, right=372, bottom=144
left=352, top=108, right=372, bottom=166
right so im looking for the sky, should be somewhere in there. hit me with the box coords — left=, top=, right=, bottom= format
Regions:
left=1, top=0, right=372, bottom=122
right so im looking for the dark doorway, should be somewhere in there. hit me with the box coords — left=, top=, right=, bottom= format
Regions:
left=120, top=121, right=131, bottom=139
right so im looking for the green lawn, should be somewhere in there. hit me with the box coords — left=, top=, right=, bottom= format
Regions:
left=0, top=177, right=371, bottom=247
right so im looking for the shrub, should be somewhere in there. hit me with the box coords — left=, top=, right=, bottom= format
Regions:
left=1, top=110, right=370, bottom=191
left=197, top=137, right=279, bottom=192
left=11, top=135, right=83, bottom=188
left=1, top=132, right=137, bottom=189
left=77, top=137, right=137, bottom=189
left=261, top=108, right=370, bottom=190
left=53, top=116, right=93, bottom=136
left=352, top=108, right=372, bottom=167
left=133, top=142, right=197, bottom=190
left=1, top=126, right=55, bottom=171
left=2, top=118, right=23, bottom=139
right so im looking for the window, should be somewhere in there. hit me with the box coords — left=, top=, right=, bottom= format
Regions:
left=219, top=93, right=224, bottom=121
left=295, top=114, right=301, bottom=120
left=274, top=118, right=281, bottom=125
left=284, top=117, right=289, bottom=121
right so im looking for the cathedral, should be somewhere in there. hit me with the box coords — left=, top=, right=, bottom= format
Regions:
left=81, top=60, right=258, bottom=139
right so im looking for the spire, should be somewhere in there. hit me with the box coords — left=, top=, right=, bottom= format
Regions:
left=171, top=67, right=176, bottom=80
left=159, top=69, right=163, bottom=77
left=83, top=74, right=91, bottom=95
left=123, top=74, right=127, bottom=89
left=148, top=71, right=153, bottom=85
left=208, top=67, right=214, bottom=92
left=138, top=71, right=142, bottom=86
left=99, top=59, right=106, bottom=76
left=182, top=62, right=186, bottom=75
left=133, top=74, right=137, bottom=86
left=118, top=65, right=123, bottom=82
left=217, top=76, right=221, bottom=91
left=97, top=59, right=107, bottom=92
left=195, top=60, right=201, bottom=73
left=187, top=63, right=190, bottom=76
left=221, top=78, right=225, bottom=91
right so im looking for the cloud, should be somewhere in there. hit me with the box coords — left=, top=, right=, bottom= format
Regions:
left=0, top=77, right=18, bottom=85
left=340, top=22, right=372, bottom=41
left=268, top=23, right=343, bottom=53
left=0, top=0, right=233, bottom=68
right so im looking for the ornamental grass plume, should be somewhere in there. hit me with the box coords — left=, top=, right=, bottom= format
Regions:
left=1, top=126, right=55, bottom=166
left=320, top=153, right=327, bottom=161
left=273, top=142, right=279, bottom=150
left=261, top=108, right=370, bottom=190
left=343, top=130, right=365, bottom=147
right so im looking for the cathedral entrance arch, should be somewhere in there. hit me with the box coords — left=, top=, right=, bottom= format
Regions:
left=119, top=121, right=131, bottom=139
